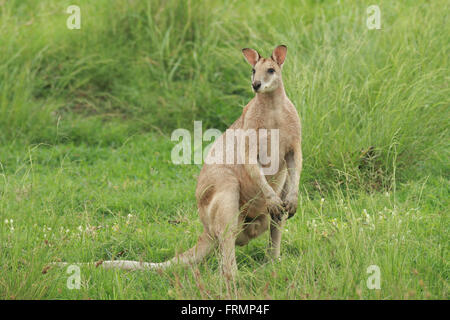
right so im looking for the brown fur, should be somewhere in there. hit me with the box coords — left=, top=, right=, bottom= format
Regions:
left=56, top=46, right=302, bottom=283
left=192, top=45, right=302, bottom=280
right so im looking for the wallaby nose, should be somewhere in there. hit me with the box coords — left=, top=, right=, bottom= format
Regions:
left=252, top=81, right=261, bottom=91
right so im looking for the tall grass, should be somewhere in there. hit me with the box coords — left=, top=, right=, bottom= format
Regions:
left=0, top=0, right=448, bottom=299
left=1, top=0, right=448, bottom=191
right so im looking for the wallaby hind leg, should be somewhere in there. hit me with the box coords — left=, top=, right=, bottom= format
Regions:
left=267, top=165, right=288, bottom=260
left=269, top=213, right=287, bottom=260
left=208, top=189, right=240, bottom=281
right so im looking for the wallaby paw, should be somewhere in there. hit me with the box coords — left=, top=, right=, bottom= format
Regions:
left=283, top=193, right=298, bottom=219
left=267, top=194, right=284, bottom=219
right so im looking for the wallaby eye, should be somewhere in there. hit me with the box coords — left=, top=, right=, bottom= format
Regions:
left=267, top=68, right=275, bottom=74
left=252, top=68, right=255, bottom=74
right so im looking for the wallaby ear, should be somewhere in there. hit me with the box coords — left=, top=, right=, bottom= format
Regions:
left=242, top=48, right=261, bottom=67
left=271, top=45, right=287, bottom=67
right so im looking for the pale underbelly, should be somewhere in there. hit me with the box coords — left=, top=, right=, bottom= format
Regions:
left=238, top=162, right=287, bottom=219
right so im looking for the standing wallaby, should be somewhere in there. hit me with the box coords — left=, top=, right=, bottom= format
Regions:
left=54, top=45, right=302, bottom=282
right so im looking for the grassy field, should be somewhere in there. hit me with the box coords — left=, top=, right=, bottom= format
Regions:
left=0, top=0, right=448, bottom=299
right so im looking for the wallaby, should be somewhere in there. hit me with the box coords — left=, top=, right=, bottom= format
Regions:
left=55, top=45, right=302, bottom=281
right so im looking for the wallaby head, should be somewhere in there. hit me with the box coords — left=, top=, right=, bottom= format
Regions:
left=242, top=45, right=287, bottom=93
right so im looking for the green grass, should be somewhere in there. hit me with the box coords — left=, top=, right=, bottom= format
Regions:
left=0, top=0, right=448, bottom=299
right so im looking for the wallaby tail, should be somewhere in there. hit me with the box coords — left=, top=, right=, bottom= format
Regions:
left=52, top=231, right=215, bottom=271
